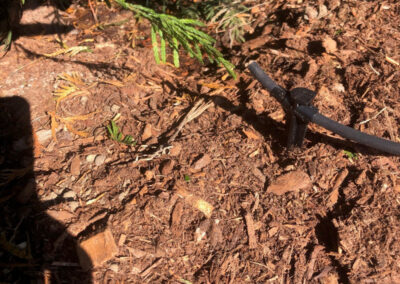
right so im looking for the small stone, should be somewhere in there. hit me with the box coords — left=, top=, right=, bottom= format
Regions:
left=318, top=4, right=328, bottom=18
left=122, top=179, right=131, bottom=188
left=192, top=154, right=212, bottom=170
left=36, top=129, right=52, bottom=145
left=160, top=160, right=175, bottom=175
left=118, top=234, right=126, bottom=246
left=267, top=170, right=312, bottom=195
left=118, top=191, right=128, bottom=202
left=111, top=105, right=120, bottom=113
left=305, top=6, right=318, bottom=19
left=70, top=156, right=81, bottom=176
left=333, top=83, right=345, bottom=93
left=41, top=191, right=58, bottom=201
left=145, top=170, right=154, bottom=181
left=77, top=229, right=118, bottom=270
left=68, top=201, right=80, bottom=212
left=63, top=190, right=76, bottom=199
left=109, top=264, right=119, bottom=273
left=86, top=154, right=97, bottom=163
left=80, top=96, right=88, bottom=106
left=94, top=155, right=106, bottom=166
left=323, top=36, right=337, bottom=53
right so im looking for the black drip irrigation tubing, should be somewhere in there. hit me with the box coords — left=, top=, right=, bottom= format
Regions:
left=248, top=62, right=400, bottom=156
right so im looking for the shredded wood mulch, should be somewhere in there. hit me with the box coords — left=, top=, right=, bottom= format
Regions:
left=1, top=1, right=400, bottom=283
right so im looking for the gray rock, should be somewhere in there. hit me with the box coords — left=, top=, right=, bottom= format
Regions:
left=36, top=129, right=52, bottom=145
left=68, top=201, right=80, bottom=212
left=94, top=154, right=106, bottom=166
left=63, top=190, right=76, bottom=199
left=86, top=154, right=97, bottom=163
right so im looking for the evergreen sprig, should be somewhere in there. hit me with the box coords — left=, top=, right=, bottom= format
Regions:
left=114, top=0, right=236, bottom=79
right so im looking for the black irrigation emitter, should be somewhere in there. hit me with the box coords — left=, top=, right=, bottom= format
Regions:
left=248, top=61, right=400, bottom=155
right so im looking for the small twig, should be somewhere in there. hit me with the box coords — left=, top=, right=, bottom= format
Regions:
left=168, top=98, right=213, bottom=143
left=88, top=0, right=98, bottom=24
left=140, top=258, right=163, bottom=278
left=359, top=107, right=386, bottom=125
left=369, top=60, right=380, bottom=76
left=112, top=99, right=212, bottom=167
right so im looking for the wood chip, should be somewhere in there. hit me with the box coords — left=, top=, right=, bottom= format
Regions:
left=192, top=154, right=212, bottom=171
left=267, top=171, right=312, bottom=195
left=70, top=155, right=81, bottom=176
left=160, top=159, right=175, bottom=175
left=327, top=168, right=348, bottom=208
left=243, top=129, right=261, bottom=140
left=244, top=212, right=257, bottom=249
left=141, top=124, right=152, bottom=141
left=171, top=200, right=184, bottom=236
left=77, top=229, right=118, bottom=270
left=323, top=36, right=337, bottom=53
left=118, top=234, right=126, bottom=246
left=306, top=245, right=324, bottom=280
left=46, top=209, right=75, bottom=223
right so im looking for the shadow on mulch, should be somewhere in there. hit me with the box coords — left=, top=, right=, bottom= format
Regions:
left=0, top=96, right=92, bottom=283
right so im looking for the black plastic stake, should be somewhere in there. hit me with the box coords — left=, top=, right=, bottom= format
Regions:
left=248, top=61, right=400, bottom=155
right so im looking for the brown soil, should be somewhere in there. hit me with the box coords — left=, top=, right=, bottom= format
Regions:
left=1, top=1, right=400, bottom=283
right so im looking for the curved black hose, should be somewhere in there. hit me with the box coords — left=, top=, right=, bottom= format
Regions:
left=297, top=105, right=400, bottom=155
left=248, top=62, right=291, bottom=111
left=248, top=62, right=278, bottom=92
left=248, top=61, right=400, bottom=155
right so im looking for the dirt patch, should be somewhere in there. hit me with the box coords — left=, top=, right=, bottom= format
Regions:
left=1, top=1, right=400, bottom=283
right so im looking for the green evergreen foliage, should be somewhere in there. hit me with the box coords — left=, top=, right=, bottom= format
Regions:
left=114, top=0, right=236, bottom=78
left=174, top=0, right=250, bottom=47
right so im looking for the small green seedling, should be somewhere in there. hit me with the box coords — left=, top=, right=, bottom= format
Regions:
left=335, top=29, right=344, bottom=36
left=343, top=150, right=357, bottom=162
left=106, top=120, right=136, bottom=146
left=184, top=174, right=191, bottom=182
